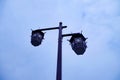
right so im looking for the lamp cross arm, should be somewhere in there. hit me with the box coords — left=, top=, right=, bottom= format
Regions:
left=62, top=33, right=80, bottom=37
left=38, top=26, right=67, bottom=31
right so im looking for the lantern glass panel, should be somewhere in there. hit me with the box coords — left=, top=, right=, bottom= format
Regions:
left=71, top=37, right=87, bottom=55
left=31, top=32, right=43, bottom=46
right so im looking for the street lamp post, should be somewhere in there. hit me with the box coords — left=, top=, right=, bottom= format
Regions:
left=31, top=22, right=87, bottom=80
left=56, top=22, right=63, bottom=80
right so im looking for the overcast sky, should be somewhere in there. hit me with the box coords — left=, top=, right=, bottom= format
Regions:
left=0, top=0, right=120, bottom=80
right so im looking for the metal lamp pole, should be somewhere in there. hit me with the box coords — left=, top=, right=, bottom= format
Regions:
left=56, top=22, right=63, bottom=80
left=31, top=22, right=86, bottom=80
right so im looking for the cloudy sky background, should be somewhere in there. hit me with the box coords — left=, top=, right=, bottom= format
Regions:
left=0, top=0, right=120, bottom=80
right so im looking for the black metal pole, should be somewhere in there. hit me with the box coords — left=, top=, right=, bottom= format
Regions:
left=56, top=22, right=62, bottom=80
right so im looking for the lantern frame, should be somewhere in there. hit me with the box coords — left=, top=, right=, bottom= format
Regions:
left=69, top=33, right=87, bottom=55
left=31, top=29, right=44, bottom=46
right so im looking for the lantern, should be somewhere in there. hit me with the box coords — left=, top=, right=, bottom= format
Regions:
left=69, top=33, right=87, bottom=55
left=31, top=29, right=44, bottom=46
